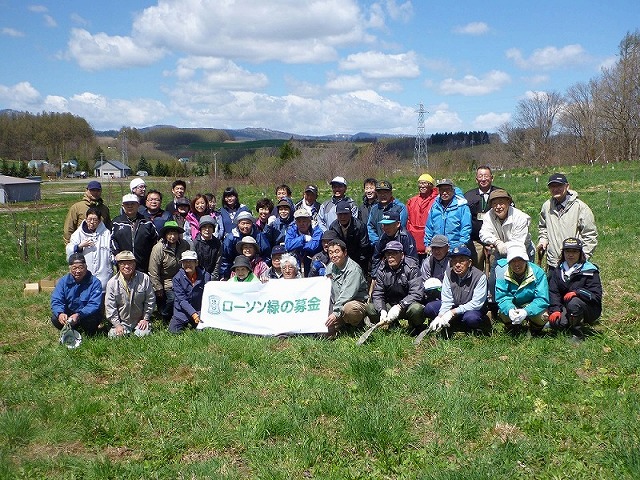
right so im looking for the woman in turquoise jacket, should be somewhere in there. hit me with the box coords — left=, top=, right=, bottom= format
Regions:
left=495, top=242, right=549, bottom=333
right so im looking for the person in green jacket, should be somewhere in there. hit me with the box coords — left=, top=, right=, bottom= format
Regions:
left=495, top=242, right=549, bottom=334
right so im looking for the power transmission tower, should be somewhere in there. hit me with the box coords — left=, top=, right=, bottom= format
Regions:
left=413, top=103, right=428, bottom=170
left=121, top=131, right=128, bottom=167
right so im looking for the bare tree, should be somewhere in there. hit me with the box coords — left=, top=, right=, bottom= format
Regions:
left=561, top=81, right=603, bottom=164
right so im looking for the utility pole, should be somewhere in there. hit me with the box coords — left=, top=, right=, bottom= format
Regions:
left=413, top=103, right=428, bottom=170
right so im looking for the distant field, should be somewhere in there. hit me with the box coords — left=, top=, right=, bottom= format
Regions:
left=0, top=162, right=639, bottom=478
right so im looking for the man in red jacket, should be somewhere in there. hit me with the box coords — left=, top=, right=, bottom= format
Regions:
left=406, top=173, right=438, bottom=262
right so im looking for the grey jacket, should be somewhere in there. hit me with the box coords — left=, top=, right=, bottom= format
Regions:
left=538, top=190, right=597, bottom=268
left=372, top=256, right=423, bottom=311
left=105, top=271, right=156, bottom=329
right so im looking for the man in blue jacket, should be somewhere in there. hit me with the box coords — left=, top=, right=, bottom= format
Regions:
left=424, top=179, right=472, bottom=254
left=51, top=253, right=103, bottom=336
left=366, top=180, right=408, bottom=244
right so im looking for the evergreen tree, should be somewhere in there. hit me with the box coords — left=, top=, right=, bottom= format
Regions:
left=18, top=161, right=29, bottom=178
left=136, top=155, right=150, bottom=173
left=1, top=159, right=8, bottom=175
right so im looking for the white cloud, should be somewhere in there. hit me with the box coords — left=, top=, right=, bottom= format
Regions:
left=28, top=5, right=48, bottom=13
left=453, top=22, right=489, bottom=35
left=424, top=104, right=463, bottom=131
left=339, top=50, right=420, bottom=79
left=0, top=81, right=41, bottom=108
left=439, top=70, right=510, bottom=96
left=1, top=27, right=25, bottom=37
left=70, top=13, right=89, bottom=26
left=169, top=57, right=269, bottom=91
left=380, top=0, right=414, bottom=22
left=526, top=74, right=549, bottom=85
left=472, top=112, right=511, bottom=131
left=130, top=0, right=370, bottom=64
left=67, top=28, right=166, bottom=70
left=43, top=14, right=57, bottom=27
left=326, top=74, right=368, bottom=91
left=506, top=44, right=588, bottom=70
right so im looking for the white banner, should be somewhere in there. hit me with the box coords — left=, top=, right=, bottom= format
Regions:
left=197, top=277, right=331, bottom=335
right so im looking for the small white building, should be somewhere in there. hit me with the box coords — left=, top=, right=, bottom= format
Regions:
left=0, top=175, right=42, bottom=203
left=93, top=160, right=132, bottom=179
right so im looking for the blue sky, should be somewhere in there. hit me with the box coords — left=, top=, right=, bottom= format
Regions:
left=0, top=0, right=637, bottom=135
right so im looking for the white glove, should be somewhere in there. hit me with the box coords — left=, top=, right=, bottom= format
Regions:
left=387, top=304, right=402, bottom=322
left=304, top=235, right=312, bottom=242
left=379, top=310, right=388, bottom=324
left=427, top=316, right=446, bottom=333
left=508, top=308, right=519, bottom=322
left=512, top=308, right=528, bottom=325
left=440, top=309, right=454, bottom=326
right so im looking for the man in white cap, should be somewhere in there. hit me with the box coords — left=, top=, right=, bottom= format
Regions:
left=106, top=250, right=155, bottom=337
left=406, top=173, right=439, bottom=260
left=495, top=242, right=549, bottom=334
left=169, top=250, right=212, bottom=333
left=111, top=194, right=158, bottom=273
left=129, top=177, right=147, bottom=206
left=317, top=176, right=358, bottom=231
left=285, top=208, right=323, bottom=276
left=537, top=173, right=597, bottom=272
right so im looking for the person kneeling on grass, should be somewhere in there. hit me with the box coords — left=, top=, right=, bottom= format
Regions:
left=495, top=242, right=549, bottom=335
left=325, top=240, right=369, bottom=335
left=366, top=240, right=425, bottom=330
left=427, top=245, right=490, bottom=336
left=229, top=255, right=260, bottom=283
left=547, top=237, right=602, bottom=338
left=169, top=250, right=212, bottom=333
left=106, top=251, right=155, bottom=337
left=51, top=253, right=103, bottom=337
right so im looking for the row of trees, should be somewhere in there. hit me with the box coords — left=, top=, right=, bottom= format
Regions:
left=0, top=111, right=94, bottom=162
left=501, top=30, right=640, bottom=165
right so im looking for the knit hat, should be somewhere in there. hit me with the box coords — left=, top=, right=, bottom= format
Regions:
left=418, top=174, right=434, bottom=184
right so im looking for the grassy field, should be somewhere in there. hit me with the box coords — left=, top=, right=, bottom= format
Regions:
left=1, top=163, right=639, bottom=479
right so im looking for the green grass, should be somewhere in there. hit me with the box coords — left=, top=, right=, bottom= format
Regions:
left=1, top=162, right=640, bottom=478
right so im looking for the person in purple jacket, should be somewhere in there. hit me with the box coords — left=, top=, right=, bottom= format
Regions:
left=169, top=251, right=212, bottom=333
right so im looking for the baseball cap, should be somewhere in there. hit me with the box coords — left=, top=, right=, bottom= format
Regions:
left=180, top=250, right=198, bottom=262
left=330, top=176, right=347, bottom=186
left=271, top=244, right=287, bottom=255
left=547, top=173, right=568, bottom=185
left=322, top=230, right=339, bottom=241
left=488, top=189, right=512, bottom=203
left=122, top=193, right=140, bottom=204
left=383, top=240, right=404, bottom=252
left=276, top=198, right=292, bottom=209
left=175, top=197, right=190, bottom=207
left=87, top=180, right=102, bottom=190
left=378, top=210, right=400, bottom=224
left=562, top=237, right=584, bottom=251
left=436, top=178, right=454, bottom=187
left=375, top=180, right=392, bottom=191
left=304, top=185, right=319, bottom=194
left=430, top=235, right=449, bottom=248
left=449, top=245, right=472, bottom=258
left=506, top=242, right=528, bottom=263
left=335, top=201, right=352, bottom=214
left=68, top=253, right=86, bottom=265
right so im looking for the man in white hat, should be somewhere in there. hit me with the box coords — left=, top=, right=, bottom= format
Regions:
left=317, top=176, right=358, bottom=231
left=106, top=251, right=155, bottom=337
left=111, top=193, right=159, bottom=273
left=285, top=208, right=323, bottom=276
left=169, top=250, right=212, bottom=333
left=129, top=177, right=147, bottom=206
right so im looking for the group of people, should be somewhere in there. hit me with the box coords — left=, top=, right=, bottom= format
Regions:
left=52, top=167, right=602, bottom=342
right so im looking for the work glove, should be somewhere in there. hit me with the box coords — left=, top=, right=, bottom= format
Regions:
left=304, top=235, right=312, bottom=242
left=508, top=308, right=519, bottom=322
left=563, top=291, right=577, bottom=302
left=548, top=311, right=562, bottom=326
left=426, top=315, right=448, bottom=333
left=379, top=310, right=388, bottom=324
left=387, top=304, right=402, bottom=322
left=440, top=309, right=455, bottom=326
left=512, top=308, right=528, bottom=325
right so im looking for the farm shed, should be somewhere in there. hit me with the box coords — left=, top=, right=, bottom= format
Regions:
left=0, top=175, right=41, bottom=203
left=93, top=160, right=132, bottom=179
